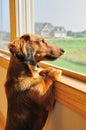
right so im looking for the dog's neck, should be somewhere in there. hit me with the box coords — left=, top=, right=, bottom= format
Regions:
left=10, top=49, right=25, bottom=62
left=10, top=48, right=36, bottom=66
left=7, top=55, right=32, bottom=79
left=7, top=55, right=41, bottom=80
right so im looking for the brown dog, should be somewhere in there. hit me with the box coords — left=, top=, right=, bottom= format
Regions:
left=5, top=34, right=64, bottom=130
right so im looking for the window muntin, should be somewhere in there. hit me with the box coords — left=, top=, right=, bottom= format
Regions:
left=34, top=0, right=86, bottom=75
left=0, top=0, right=10, bottom=51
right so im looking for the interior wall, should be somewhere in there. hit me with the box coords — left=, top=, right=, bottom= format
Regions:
left=0, top=66, right=86, bottom=130
left=43, top=102, right=86, bottom=130
left=0, top=66, right=7, bottom=118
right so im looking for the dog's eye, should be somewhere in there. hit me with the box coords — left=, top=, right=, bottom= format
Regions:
left=40, top=40, right=45, bottom=44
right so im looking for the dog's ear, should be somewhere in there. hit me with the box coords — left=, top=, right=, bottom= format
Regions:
left=8, top=37, right=36, bottom=66
left=8, top=38, right=27, bottom=56
left=21, top=35, right=36, bottom=65
left=20, top=34, right=30, bottom=41
left=8, top=34, right=31, bottom=55
left=24, top=46, right=36, bottom=65
left=8, top=41, right=18, bottom=55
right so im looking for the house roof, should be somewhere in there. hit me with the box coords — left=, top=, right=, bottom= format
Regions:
left=53, top=26, right=66, bottom=33
left=35, top=22, right=53, bottom=34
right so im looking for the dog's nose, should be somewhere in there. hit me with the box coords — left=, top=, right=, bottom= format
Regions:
left=60, top=48, right=65, bottom=55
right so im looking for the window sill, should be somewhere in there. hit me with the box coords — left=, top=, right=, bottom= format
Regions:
left=39, top=62, right=86, bottom=118
left=0, top=50, right=86, bottom=118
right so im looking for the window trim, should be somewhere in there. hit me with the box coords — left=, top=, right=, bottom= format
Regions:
left=39, top=62, right=86, bottom=82
left=9, top=0, right=34, bottom=41
left=15, top=0, right=34, bottom=36
left=10, top=0, right=16, bottom=40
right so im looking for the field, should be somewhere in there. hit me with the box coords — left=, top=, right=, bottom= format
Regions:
left=46, top=38, right=86, bottom=75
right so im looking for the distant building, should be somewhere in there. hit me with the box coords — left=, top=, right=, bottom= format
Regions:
left=41, top=23, right=53, bottom=37
left=35, top=22, right=66, bottom=38
left=35, top=23, right=53, bottom=37
left=53, top=26, right=66, bottom=37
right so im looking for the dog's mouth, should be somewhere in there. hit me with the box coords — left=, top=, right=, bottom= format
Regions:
left=35, top=54, right=58, bottom=62
left=44, top=55, right=58, bottom=61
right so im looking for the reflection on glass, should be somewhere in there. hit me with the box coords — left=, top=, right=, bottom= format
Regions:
left=0, top=0, right=10, bottom=50
left=34, top=0, right=86, bottom=74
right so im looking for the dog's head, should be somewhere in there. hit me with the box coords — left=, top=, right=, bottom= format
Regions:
left=8, top=34, right=64, bottom=65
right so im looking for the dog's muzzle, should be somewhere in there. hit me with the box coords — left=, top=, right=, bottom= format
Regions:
left=60, top=48, right=65, bottom=55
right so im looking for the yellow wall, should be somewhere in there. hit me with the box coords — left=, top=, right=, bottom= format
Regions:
left=0, top=66, right=86, bottom=130
left=0, top=66, right=7, bottom=118
left=0, top=66, right=7, bottom=130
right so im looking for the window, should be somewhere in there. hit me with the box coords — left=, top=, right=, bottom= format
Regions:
left=34, top=0, right=86, bottom=75
left=0, top=0, right=10, bottom=51
left=0, top=0, right=85, bottom=120
left=0, top=0, right=34, bottom=50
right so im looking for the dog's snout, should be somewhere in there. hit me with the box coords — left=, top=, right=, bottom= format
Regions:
left=60, top=48, right=65, bottom=55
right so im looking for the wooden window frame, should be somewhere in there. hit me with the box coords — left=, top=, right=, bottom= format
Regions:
left=10, top=0, right=16, bottom=40
left=0, top=0, right=86, bottom=118
left=10, top=0, right=34, bottom=40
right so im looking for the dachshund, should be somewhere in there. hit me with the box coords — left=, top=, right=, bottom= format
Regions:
left=5, top=34, right=64, bottom=130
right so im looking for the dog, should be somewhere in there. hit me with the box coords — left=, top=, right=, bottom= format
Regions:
left=5, top=34, right=64, bottom=130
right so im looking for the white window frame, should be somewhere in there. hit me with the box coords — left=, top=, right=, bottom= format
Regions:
left=15, top=0, right=34, bottom=36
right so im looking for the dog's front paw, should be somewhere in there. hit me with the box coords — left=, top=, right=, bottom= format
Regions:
left=39, top=67, right=62, bottom=81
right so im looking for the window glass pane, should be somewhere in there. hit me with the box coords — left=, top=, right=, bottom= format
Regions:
left=34, top=0, right=86, bottom=75
left=0, top=0, right=10, bottom=50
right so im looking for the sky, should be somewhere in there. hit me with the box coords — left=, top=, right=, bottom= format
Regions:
left=0, top=0, right=86, bottom=32
left=0, top=0, right=10, bottom=32
left=34, top=0, right=86, bottom=32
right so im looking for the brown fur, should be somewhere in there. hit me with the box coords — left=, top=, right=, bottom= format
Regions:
left=5, top=34, right=64, bottom=130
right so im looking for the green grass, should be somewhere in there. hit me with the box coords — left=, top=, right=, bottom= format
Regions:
left=46, top=38, right=86, bottom=75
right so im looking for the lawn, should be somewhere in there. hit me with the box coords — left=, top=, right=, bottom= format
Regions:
left=46, top=38, right=86, bottom=75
